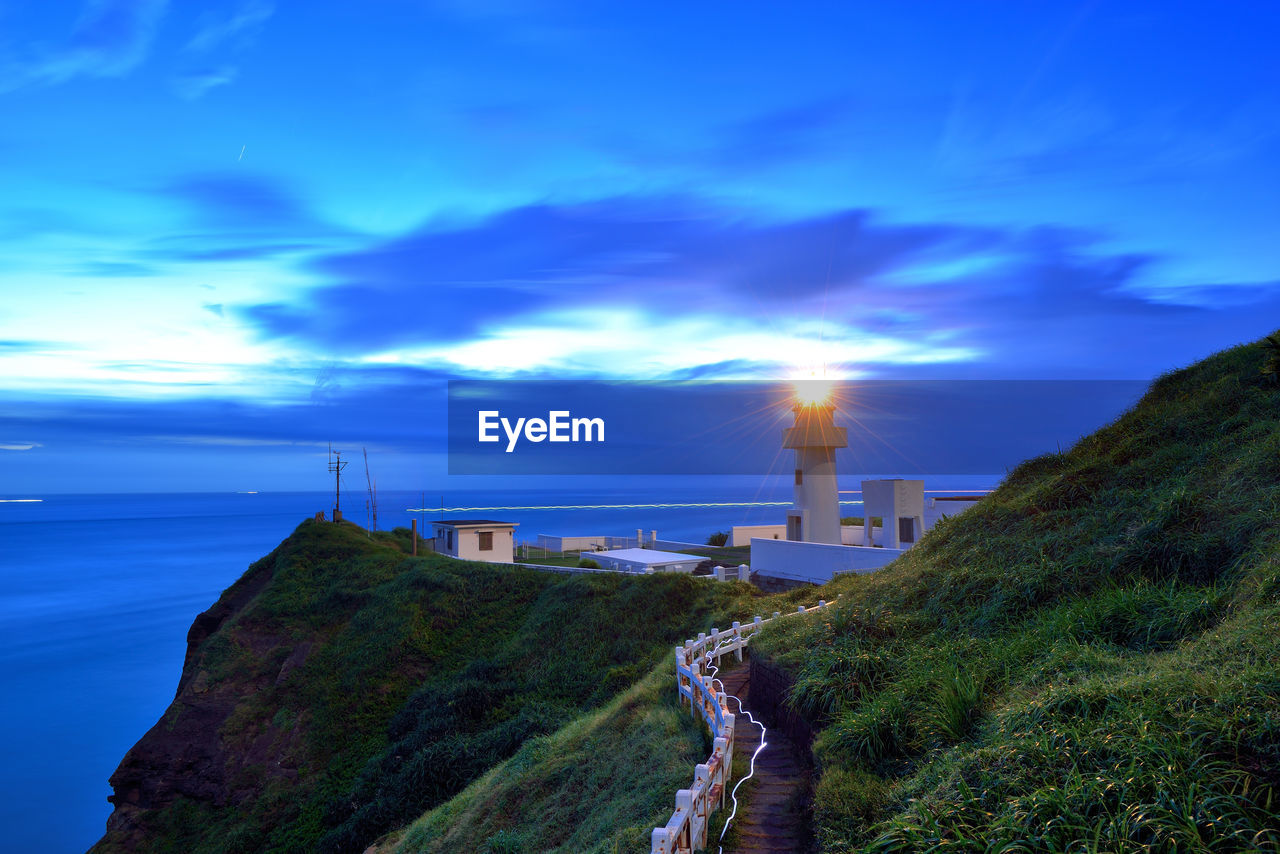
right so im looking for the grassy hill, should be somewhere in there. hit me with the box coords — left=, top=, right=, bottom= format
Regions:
left=96, top=333, right=1280, bottom=854
left=747, top=335, right=1280, bottom=852
left=91, top=521, right=776, bottom=854
left=375, top=335, right=1279, bottom=854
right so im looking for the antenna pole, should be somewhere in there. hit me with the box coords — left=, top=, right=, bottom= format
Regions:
left=363, top=447, right=376, bottom=534
left=328, top=444, right=348, bottom=522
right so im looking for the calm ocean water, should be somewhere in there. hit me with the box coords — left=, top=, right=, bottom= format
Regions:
left=0, top=478, right=996, bottom=853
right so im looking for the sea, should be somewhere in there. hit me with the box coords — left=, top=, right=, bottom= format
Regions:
left=0, top=477, right=998, bottom=853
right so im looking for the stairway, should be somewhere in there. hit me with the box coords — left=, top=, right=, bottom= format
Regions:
left=714, top=663, right=809, bottom=854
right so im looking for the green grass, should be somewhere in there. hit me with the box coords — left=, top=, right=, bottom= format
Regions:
left=514, top=551, right=593, bottom=567
left=376, top=663, right=713, bottom=854
left=98, top=332, right=1280, bottom=854
left=750, top=333, right=1280, bottom=853
left=91, top=521, right=771, bottom=854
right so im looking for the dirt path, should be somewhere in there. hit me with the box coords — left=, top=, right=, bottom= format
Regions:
left=715, top=663, right=808, bottom=854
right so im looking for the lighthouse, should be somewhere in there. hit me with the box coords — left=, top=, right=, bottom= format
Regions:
left=782, top=394, right=848, bottom=544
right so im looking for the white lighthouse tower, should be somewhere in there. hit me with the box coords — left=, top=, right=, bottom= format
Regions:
left=782, top=397, right=848, bottom=544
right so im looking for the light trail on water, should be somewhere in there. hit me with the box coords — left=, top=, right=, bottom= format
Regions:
left=408, top=501, right=795, bottom=513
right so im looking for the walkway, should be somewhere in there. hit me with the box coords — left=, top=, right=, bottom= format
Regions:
left=716, top=664, right=809, bottom=854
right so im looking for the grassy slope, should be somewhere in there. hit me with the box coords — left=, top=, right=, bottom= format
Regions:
left=378, top=663, right=710, bottom=854
left=373, top=592, right=824, bottom=854
left=748, top=336, right=1280, bottom=852
left=93, top=520, right=774, bottom=854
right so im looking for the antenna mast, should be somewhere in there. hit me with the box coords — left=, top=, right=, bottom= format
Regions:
left=328, top=444, right=348, bottom=522
left=363, top=447, right=377, bottom=534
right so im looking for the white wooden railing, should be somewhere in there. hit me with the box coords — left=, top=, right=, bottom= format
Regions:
left=651, top=599, right=833, bottom=854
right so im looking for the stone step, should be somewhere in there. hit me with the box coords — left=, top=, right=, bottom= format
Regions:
left=712, top=661, right=808, bottom=854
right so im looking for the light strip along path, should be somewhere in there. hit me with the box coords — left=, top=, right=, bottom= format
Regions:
left=716, top=663, right=808, bottom=854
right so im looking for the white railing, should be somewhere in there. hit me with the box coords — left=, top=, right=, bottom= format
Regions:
left=651, top=599, right=833, bottom=854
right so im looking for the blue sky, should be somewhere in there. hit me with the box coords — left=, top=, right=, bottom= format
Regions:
left=1, top=0, right=1278, bottom=492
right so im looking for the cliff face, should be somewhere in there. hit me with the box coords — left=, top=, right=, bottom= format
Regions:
left=91, top=520, right=753, bottom=854
left=102, top=558, right=296, bottom=847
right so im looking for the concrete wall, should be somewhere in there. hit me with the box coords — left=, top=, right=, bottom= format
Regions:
left=841, top=524, right=883, bottom=545
left=730, top=524, right=786, bottom=547
left=515, top=562, right=622, bottom=575
left=737, top=523, right=880, bottom=546
left=537, top=534, right=604, bottom=552
left=924, top=497, right=982, bottom=531
left=537, top=533, right=667, bottom=551
left=750, top=537, right=905, bottom=583
left=651, top=539, right=706, bottom=552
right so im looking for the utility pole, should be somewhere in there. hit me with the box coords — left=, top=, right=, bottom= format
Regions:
left=328, top=444, right=348, bottom=522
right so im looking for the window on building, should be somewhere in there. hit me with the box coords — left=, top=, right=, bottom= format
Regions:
left=478, top=531, right=493, bottom=551
left=794, top=469, right=803, bottom=485
left=446, top=530, right=453, bottom=550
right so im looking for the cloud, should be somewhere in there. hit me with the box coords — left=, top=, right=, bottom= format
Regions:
left=713, top=96, right=859, bottom=170
left=183, top=0, right=273, bottom=53
left=0, top=0, right=168, bottom=91
left=165, top=172, right=309, bottom=226
left=170, top=0, right=273, bottom=98
left=148, top=171, right=347, bottom=260
left=0, top=364, right=456, bottom=452
left=171, top=65, right=237, bottom=99
left=0, top=442, right=41, bottom=451
left=76, top=260, right=159, bottom=277
left=227, top=193, right=1280, bottom=380
left=237, top=197, right=1000, bottom=354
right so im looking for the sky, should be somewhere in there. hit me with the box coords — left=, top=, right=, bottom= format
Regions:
left=1, top=0, right=1278, bottom=492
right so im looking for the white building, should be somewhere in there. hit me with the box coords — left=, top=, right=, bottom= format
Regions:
left=750, top=480, right=988, bottom=583
left=782, top=401, right=848, bottom=544
left=860, top=479, right=925, bottom=548
left=433, top=519, right=518, bottom=563
left=588, top=548, right=702, bottom=574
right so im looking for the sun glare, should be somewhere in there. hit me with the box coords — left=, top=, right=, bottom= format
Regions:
left=790, top=375, right=838, bottom=408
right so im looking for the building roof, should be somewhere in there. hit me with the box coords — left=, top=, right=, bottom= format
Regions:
left=434, top=519, right=518, bottom=528
left=593, top=548, right=700, bottom=565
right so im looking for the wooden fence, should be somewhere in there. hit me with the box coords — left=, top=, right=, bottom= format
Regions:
left=650, top=599, right=833, bottom=854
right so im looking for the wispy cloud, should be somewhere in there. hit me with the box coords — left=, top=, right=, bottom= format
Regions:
left=76, top=260, right=160, bottom=278
left=171, top=64, right=237, bottom=99
left=0, top=0, right=168, bottom=92
left=183, top=0, right=273, bottom=53
left=712, top=96, right=859, bottom=170
left=172, top=0, right=274, bottom=99
left=0, top=340, right=77, bottom=353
